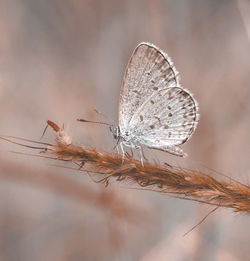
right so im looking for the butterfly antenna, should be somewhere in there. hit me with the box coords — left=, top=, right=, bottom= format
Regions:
left=77, top=118, right=113, bottom=127
left=93, top=108, right=114, bottom=125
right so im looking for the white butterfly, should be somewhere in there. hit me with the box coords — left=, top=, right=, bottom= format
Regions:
left=111, top=42, right=199, bottom=162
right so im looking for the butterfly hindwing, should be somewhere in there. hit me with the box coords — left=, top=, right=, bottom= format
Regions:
left=128, top=87, right=199, bottom=147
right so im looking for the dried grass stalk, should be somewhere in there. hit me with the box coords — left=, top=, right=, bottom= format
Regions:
left=1, top=120, right=250, bottom=214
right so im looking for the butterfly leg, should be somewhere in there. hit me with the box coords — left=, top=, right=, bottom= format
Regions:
left=120, top=143, right=125, bottom=163
left=130, top=147, right=134, bottom=157
left=141, top=147, right=148, bottom=161
left=115, top=144, right=120, bottom=154
left=139, top=146, right=145, bottom=167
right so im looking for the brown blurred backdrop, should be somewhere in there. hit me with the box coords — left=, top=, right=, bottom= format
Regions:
left=0, top=0, right=249, bottom=260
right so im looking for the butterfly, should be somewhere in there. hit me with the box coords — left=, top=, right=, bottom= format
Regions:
left=110, top=42, right=199, bottom=163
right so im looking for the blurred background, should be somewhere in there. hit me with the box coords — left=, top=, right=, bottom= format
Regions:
left=0, top=0, right=249, bottom=260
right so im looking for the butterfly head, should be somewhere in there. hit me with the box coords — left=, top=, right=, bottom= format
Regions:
left=109, top=125, right=121, bottom=141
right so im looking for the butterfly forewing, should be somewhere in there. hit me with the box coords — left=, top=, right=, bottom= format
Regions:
left=119, top=42, right=180, bottom=130
left=129, top=87, right=199, bottom=147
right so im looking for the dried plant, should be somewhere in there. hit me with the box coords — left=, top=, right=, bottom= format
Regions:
left=1, top=120, right=250, bottom=214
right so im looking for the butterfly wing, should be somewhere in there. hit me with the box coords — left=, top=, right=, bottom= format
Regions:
left=119, top=42, right=180, bottom=130
left=128, top=87, right=199, bottom=150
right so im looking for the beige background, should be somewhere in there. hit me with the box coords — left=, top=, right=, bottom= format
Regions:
left=0, top=0, right=249, bottom=260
